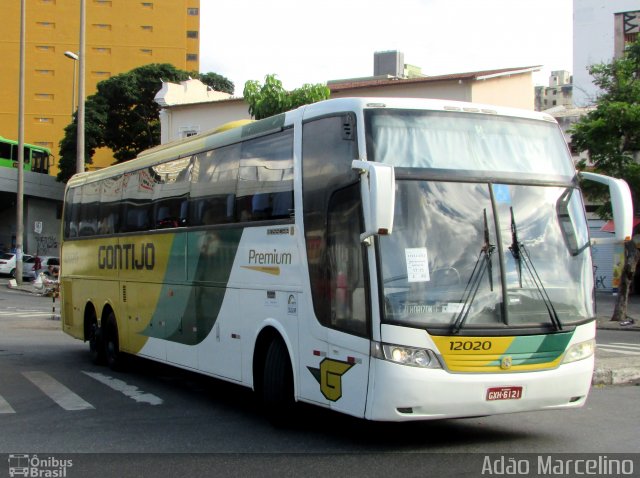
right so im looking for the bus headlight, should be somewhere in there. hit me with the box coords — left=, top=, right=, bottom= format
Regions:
left=371, top=342, right=442, bottom=369
left=561, top=339, right=595, bottom=364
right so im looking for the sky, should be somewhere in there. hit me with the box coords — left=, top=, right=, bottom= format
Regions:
left=199, top=0, right=573, bottom=96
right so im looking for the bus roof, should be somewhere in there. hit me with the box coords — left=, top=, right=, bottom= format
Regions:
left=0, top=136, right=51, bottom=152
left=65, top=97, right=557, bottom=189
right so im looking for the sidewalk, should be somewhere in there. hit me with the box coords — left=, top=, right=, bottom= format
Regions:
left=593, top=291, right=640, bottom=385
left=5, top=282, right=640, bottom=385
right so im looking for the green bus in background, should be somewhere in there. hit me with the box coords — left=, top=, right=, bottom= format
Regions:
left=0, top=136, right=51, bottom=174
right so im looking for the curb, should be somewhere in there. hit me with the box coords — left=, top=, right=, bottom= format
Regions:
left=593, top=366, right=640, bottom=385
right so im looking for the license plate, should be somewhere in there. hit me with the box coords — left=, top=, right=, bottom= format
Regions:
left=486, top=386, right=523, bottom=401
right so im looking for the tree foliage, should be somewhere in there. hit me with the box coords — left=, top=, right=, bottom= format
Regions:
left=243, top=74, right=330, bottom=120
left=570, top=37, right=640, bottom=315
left=571, top=38, right=640, bottom=215
left=57, top=64, right=234, bottom=183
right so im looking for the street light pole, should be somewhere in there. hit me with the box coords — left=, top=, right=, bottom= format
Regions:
left=76, top=0, right=86, bottom=174
left=16, top=0, right=26, bottom=284
left=64, top=51, right=78, bottom=118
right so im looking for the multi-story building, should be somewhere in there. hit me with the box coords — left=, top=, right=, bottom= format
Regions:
left=1, top=0, right=201, bottom=176
left=534, top=70, right=573, bottom=111
left=573, top=0, right=639, bottom=106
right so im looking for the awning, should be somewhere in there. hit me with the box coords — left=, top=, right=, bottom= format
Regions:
left=600, top=217, right=640, bottom=233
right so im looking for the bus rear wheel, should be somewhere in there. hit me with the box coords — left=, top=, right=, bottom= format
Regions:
left=88, top=321, right=105, bottom=365
left=262, top=338, right=295, bottom=426
left=104, top=312, right=124, bottom=371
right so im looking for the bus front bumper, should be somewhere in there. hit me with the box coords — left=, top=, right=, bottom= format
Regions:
left=365, top=356, right=594, bottom=421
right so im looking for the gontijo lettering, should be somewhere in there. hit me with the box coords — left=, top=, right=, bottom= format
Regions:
left=98, top=243, right=155, bottom=270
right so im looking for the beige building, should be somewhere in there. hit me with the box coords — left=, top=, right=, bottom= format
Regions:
left=1, top=0, right=200, bottom=176
left=156, top=65, right=541, bottom=144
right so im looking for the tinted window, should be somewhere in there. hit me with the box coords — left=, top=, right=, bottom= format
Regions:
left=151, top=157, right=192, bottom=229
left=189, top=145, right=240, bottom=226
left=302, top=114, right=364, bottom=331
left=236, top=129, right=294, bottom=222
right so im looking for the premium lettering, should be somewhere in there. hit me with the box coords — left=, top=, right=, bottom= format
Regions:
left=248, top=249, right=292, bottom=265
left=98, top=243, right=155, bottom=270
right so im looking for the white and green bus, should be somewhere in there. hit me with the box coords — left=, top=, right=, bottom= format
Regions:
left=60, top=97, right=633, bottom=422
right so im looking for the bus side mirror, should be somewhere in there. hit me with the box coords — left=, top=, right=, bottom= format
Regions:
left=352, top=160, right=395, bottom=243
left=579, top=171, right=634, bottom=243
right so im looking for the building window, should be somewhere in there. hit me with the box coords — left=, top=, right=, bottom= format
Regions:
left=140, top=49, right=153, bottom=55
left=36, top=45, right=54, bottom=52
left=93, top=47, right=111, bottom=54
left=36, top=22, right=55, bottom=28
left=187, top=7, right=199, bottom=15
left=94, top=0, right=112, bottom=5
left=36, top=69, right=54, bottom=76
left=92, top=71, right=111, bottom=78
left=35, top=93, right=54, bottom=100
left=93, top=23, right=112, bottom=30
left=186, top=53, right=198, bottom=62
left=35, top=117, right=53, bottom=124
left=141, top=1, right=153, bottom=7
left=141, top=25, right=153, bottom=32
left=187, top=30, right=198, bottom=39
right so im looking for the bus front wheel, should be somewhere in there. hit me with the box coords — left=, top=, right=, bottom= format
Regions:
left=262, top=338, right=295, bottom=426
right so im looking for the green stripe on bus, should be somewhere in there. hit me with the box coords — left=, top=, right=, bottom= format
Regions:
left=143, top=228, right=243, bottom=345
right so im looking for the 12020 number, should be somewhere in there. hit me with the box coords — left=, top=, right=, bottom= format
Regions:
left=449, top=341, right=492, bottom=351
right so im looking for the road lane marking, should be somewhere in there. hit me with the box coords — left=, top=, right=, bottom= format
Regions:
left=22, top=371, right=94, bottom=411
left=0, top=395, right=16, bottom=414
left=82, top=371, right=163, bottom=405
left=596, top=345, right=640, bottom=356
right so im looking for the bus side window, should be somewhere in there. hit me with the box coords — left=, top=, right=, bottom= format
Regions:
left=327, top=184, right=368, bottom=336
left=189, top=146, right=239, bottom=226
left=237, top=129, right=293, bottom=222
left=64, top=187, right=81, bottom=238
left=302, top=113, right=362, bottom=331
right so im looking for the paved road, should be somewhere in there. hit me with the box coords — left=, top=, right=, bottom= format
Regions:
left=0, top=282, right=638, bottom=477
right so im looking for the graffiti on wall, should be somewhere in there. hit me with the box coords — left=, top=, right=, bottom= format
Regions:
left=35, top=235, right=58, bottom=254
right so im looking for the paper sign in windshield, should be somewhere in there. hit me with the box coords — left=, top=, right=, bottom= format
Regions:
left=405, top=247, right=430, bottom=282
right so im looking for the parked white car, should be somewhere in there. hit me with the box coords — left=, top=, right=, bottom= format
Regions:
left=0, top=253, right=34, bottom=278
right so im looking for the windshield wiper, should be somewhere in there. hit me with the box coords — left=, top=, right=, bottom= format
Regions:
left=452, top=209, right=495, bottom=334
left=509, top=207, right=562, bottom=331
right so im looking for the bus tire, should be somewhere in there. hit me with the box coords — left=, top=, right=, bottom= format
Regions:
left=262, top=338, right=294, bottom=426
left=88, top=321, right=105, bottom=365
left=104, top=312, right=124, bottom=371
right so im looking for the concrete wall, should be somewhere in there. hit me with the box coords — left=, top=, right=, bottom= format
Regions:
left=330, top=79, right=472, bottom=102
left=471, top=74, right=535, bottom=110
left=573, top=0, right=640, bottom=106
left=0, top=168, right=64, bottom=255
left=160, top=99, right=250, bottom=143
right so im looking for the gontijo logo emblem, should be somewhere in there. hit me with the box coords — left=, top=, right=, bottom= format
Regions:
left=307, top=358, right=355, bottom=401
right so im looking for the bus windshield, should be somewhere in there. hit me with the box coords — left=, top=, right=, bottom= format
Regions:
left=365, top=109, right=575, bottom=180
left=366, top=109, right=593, bottom=331
left=378, top=181, right=594, bottom=331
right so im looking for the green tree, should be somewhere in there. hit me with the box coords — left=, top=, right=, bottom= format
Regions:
left=243, top=74, right=330, bottom=120
left=57, top=64, right=234, bottom=183
left=196, top=71, right=234, bottom=94
left=570, top=37, right=640, bottom=320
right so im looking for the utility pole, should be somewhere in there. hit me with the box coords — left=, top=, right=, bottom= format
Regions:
left=16, top=0, right=26, bottom=284
left=76, top=0, right=86, bottom=174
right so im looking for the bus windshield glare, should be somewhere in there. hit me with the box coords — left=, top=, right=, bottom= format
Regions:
left=365, top=109, right=575, bottom=179
left=365, top=109, right=593, bottom=331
